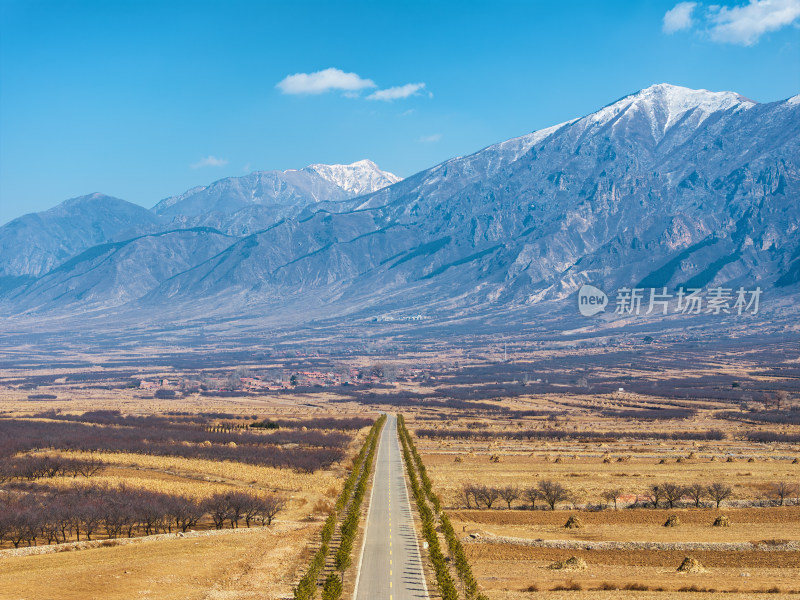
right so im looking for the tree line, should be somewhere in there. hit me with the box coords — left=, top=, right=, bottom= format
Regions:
left=0, top=419, right=344, bottom=473
left=416, top=427, right=725, bottom=442
left=293, top=414, right=385, bottom=600
left=37, top=409, right=375, bottom=432
left=0, top=484, right=285, bottom=548
left=458, top=480, right=799, bottom=510
left=398, top=414, right=488, bottom=600
left=0, top=454, right=104, bottom=482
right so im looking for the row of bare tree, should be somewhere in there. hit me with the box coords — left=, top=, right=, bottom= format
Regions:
left=460, top=481, right=570, bottom=510
left=0, top=418, right=346, bottom=473
left=0, top=455, right=104, bottom=482
left=459, top=480, right=800, bottom=510
left=0, top=485, right=285, bottom=548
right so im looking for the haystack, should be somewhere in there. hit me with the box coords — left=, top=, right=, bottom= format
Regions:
left=664, top=514, right=680, bottom=527
left=713, top=515, right=731, bottom=527
left=564, top=515, right=584, bottom=529
left=549, top=556, right=587, bottom=571
left=677, top=557, right=707, bottom=573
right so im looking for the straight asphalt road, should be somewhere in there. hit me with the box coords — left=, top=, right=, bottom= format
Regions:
left=353, top=413, right=429, bottom=600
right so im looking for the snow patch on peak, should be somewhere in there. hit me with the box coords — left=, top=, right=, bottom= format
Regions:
left=787, top=94, right=800, bottom=106
left=305, top=160, right=401, bottom=196
left=498, top=120, right=575, bottom=155
left=585, top=83, right=755, bottom=141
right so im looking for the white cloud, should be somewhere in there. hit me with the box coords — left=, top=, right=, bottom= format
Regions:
left=367, top=83, right=426, bottom=101
left=419, top=133, right=442, bottom=143
left=190, top=156, right=228, bottom=169
left=276, top=68, right=376, bottom=95
left=708, top=0, right=800, bottom=45
left=663, top=2, right=697, bottom=32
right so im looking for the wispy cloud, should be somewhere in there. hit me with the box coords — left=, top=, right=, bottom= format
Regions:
left=663, top=2, right=697, bottom=33
left=663, top=0, right=800, bottom=44
left=276, top=68, right=376, bottom=95
left=708, top=0, right=800, bottom=45
left=419, top=133, right=442, bottom=143
left=367, top=83, right=427, bottom=101
left=191, top=156, right=228, bottom=169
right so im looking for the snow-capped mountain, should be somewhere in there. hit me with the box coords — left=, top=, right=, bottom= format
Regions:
left=152, top=159, right=400, bottom=235
left=304, top=159, right=401, bottom=196
left=2, top=84, right=798, bottom=327
left=0, top=161, right=400, bottom=282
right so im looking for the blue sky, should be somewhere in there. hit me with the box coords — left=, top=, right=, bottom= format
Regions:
left=1, top=0, right=798, bottom=224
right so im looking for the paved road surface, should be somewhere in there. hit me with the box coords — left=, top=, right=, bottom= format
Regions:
left=353, top=413, right=429, bottom=600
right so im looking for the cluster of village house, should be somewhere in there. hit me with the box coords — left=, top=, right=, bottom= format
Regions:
left=139, top=366, right=428, bottom=392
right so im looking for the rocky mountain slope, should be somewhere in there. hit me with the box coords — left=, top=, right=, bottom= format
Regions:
left=2, top=85, right=797, bottom=325
left=153, top=159, right=401, bottom=235
left=0, top=193, right=160, bottom=281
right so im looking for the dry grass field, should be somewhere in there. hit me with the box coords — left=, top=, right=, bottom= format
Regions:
left=1, top=338, right=798, bottom=599
left=0, top=386, right=377, bottom=600
left=0, top=522, right=317, bottom=600
left=405, top=391, right=800, bottom=599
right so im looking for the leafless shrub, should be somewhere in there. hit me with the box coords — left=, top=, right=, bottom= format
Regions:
left=538, top=479, right=569, bottom=510
left=685, top=483, right=706, bottom=508
left=707, top=482, right=733, bottom=509
left=498, top=485, right=520, bottom=509
left=769, top=481, right=799, bottom=506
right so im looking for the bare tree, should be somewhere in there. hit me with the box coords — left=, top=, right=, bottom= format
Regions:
left=685, top=483, right=705, bottom=508
left=662, top=483, right=685, bottom=509
left=538, top=480, right=569, bottom=510
left=257, top=494, right=286, bottom=526
left=707, top=482, right=733, bottom=509
left=602, top=488, right=622, bottom=510
left=223, top=492, right=253, bottom=528
left=76, top=456, right=105, bottom=478
left=0, top=462, right=11, bottom=484
left=203, top=495, right=230, bottom=530
left=458, top=484, right=477, bottom=509
left=523, top=487, right=540, bottom=510
left=769, top=481, right=799, bottom=506
left=648, top=484, right=664, bottom=509
left=498, top=485, right=520, bottom=509
left=169, top=497, right=204, bottom=532
left=475, top=485, right=500, bottom=509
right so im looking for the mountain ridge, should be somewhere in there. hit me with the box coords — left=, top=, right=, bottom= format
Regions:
left=2, top=83, right=798, bottom=329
